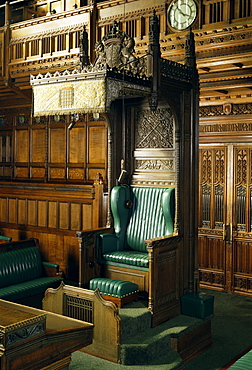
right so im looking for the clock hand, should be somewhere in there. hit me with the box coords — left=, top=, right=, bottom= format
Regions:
left=177, top=7, right=189, bottom=17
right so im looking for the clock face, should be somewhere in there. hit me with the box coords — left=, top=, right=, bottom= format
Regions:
left=168, top=0, right=198, bottom=31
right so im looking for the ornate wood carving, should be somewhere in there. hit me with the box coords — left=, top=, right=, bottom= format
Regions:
left=200, top=103, right=252, bottom=119
left=135, top=108, right=174, bottom=149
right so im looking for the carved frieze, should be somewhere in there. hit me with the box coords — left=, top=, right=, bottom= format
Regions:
left=199, top=270, right=224, bottom=286
left=198, top=228, right=224, bottom=236
left=136, top=159, right=174, bottom=171
left=160, top=59, right=193, bottom=84
left=10, top=23, right=87, bottom=44
left=195, top=26, right=252, bottom=48
left=200, top=103, right=252, bottom=118
left=0, top=311, right=46, bottom=349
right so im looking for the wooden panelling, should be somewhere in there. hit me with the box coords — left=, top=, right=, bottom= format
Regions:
left=27, top=200, right=37, bottom=225
left=38, top=201, right=47, bottom=227
left=0, top=115, right=107, bottom=183
left=31, top=128, right=46, bottom=163
left=9, top=198, right=17, bottom=224
left=0, top=182, right=105, bottom=280
left=48, top=201, right=57, bottom=228
left=18, top=199, right=27, bottom=225
left=15, top=130, right=29, bottom=163
left=82, top=203, right=92, bottom=230
left=0, top=199, right=7, bottom=223
left=70, top=203, right=81, bottom=230
left=50, top=127, right=66, bottom=163
left=234, top=240, right=252, bottom=274
left=68, top=168, right=85, bottom=180
left=88, top=125, right=106, bottom=164
left=49, top=167, right=65, bottom=179
left=31, top=167, right=45, bottom=178
left=69, top=126, right=86, bottom=163
left=59, top=202, right=69, bottom=229
left=15, top=167, right=29, bottom=178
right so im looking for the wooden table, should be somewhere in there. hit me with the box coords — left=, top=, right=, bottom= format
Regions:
left=0, top=299, right=93, bottom=370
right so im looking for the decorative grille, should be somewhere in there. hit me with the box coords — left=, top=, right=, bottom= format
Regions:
left=63, top=293, right=93, bottom=323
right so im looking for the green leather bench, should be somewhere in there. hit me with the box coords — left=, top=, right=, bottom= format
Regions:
left=0, top=238, right=63, bottom=308
left=89, top=278, right=139, bottom=307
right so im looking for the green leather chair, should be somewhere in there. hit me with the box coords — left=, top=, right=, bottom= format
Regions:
left=97, top=185, right=175, bottom=271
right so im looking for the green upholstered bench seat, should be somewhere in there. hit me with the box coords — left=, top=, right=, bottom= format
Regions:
left=89, top=278, right=139, bottom=307
left=102, top=251, right=149, bottom=268
left=0, top=238, right=63, bottom=308
left=0, top=276, right=62, bottom=301
left=229, top=349, right=252, bottom=369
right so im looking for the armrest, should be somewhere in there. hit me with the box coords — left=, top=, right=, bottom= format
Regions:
left=76, top=227, right=114, bottom=262
left=42, top=261, right=64, bottom=278
left=76, top=227, right=113, bottom=239
left=145, top=233, right=182, bottom=250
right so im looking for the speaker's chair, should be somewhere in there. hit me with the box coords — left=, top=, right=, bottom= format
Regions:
left=96, top=185, right=181, bottom=326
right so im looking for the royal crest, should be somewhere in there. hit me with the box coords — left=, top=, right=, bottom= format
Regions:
left=94, top=21, right=137, bottom=70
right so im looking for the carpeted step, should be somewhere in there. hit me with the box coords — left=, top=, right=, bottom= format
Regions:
left=70, top=350, right=184, bottom=369
left=148, top=350, right=185, bottom=369
left=120, top=314, right=206, bottom=366
left=119, top=300, right=151, bottom=343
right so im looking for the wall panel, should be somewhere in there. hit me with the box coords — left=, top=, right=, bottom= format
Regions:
left=31, top=129, right=46, bottom=162
left=15, top=130, right=29, bottom=163
left=59, top=202, right=69, bottom=229
left=27, top=200, right=37, bottom=226
left=38, top=200, right=47, bottom=227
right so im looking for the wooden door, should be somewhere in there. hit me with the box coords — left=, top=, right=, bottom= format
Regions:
left=198, top=144, right=252, bottom=296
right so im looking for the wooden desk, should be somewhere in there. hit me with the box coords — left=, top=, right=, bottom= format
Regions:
left=0, top=299, right=93, bottom=370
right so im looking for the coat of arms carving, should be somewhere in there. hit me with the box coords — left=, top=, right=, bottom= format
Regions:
left=94, top=21, right=137, bottom=70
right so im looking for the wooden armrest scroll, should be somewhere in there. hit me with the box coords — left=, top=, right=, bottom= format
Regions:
left=145, top=234, right=182, bottom=250
left=76, top=227, right=113, bottom=239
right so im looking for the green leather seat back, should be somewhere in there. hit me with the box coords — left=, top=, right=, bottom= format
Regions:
left=111, top=186, right=175, bottom=253
left=0, top=247, right=42, bottom=288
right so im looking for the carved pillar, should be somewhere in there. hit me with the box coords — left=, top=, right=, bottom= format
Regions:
left=147, top=10, right=161, bottom=111
left=174, top=128, right=180, bottom=234
left=185, top=30, right=200, bottom=293
left=106, top=118, right=112, bottom=227
left=88, top=0, right=97, bottom=64
left=3, top=1, right=11, bottom=80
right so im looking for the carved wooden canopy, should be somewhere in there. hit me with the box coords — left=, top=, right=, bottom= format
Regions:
left=30, top=16, right=197, bottom=117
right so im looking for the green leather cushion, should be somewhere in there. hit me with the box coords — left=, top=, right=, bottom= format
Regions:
left=102, top=251, right=149, bottom=268
left=0, top=276, right=63, bottom=301
left=0, top=247, right=42, bottom=288
left=89, top=278, right=139, bottom=298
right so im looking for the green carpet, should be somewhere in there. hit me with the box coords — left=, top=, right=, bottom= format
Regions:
left=69, top=289, right=252, bottom=369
